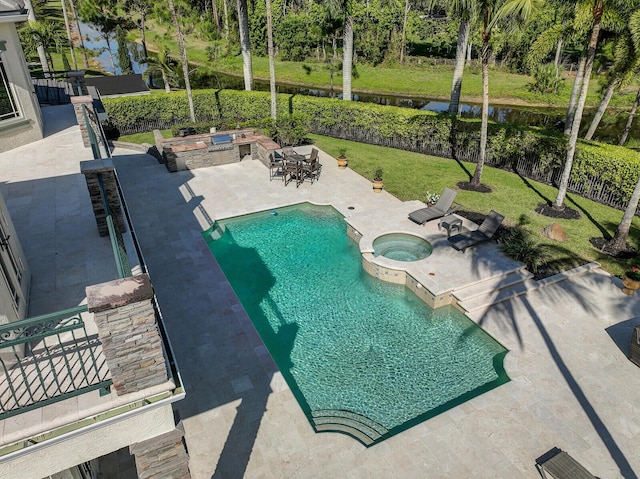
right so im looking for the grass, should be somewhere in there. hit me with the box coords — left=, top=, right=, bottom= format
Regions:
left=118, top=130, right=171, bottom=144
left=309, top=133, right=639, bottom=277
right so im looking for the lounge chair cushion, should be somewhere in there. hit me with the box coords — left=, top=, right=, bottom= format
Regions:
left=535, top=448, right=596, bottom=479
left=408, top=188, right=458, bottom=225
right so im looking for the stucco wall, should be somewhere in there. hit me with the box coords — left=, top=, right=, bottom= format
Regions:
left=0, top=22, right=43, bottom=153
left=0, top=403, right=177, bottom=479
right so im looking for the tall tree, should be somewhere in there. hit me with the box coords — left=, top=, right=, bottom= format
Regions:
left=584, top=9, right=640, bottom=140
left=123, top=0, right=152, bottom=58
left=444, top=0, right=477, bottom=115
left=607, top=172, right=640, bottom=251
left=116, top=25, right=133, bottom=74
left=266, top=0, right=277, bottom=119
left=167, top=0, right=196, bottom=121
left=237, top=0, right=254, bottom=90
left=619, top=86, right=640, bottom=145
left=325, top=0, right=354, bottom=101
left=471, top=0, right=541, bottom=187
left=61, top=0, right=78, bottom=70
left=68, top=0, right=90, bottom=68
left=553, top=0, right=605, bottom=209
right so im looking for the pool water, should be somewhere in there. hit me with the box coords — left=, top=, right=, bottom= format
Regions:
left=204, top=203, right=508, bottom=444
left=373, top=233, right=433, bottom=261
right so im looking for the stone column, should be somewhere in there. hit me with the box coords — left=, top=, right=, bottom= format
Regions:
left=80, top=158, right=125, bottom=237
left=71, top=95, right=96, bottom=148
left=130, top=429, right=191, bottom=479
left=86, top=274, right=169, bottom=395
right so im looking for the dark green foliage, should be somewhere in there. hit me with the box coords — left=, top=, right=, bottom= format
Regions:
left=102, top=89, right=640, bottom=205
left=529, top=63, right=562, bottom=94
left=116, top=25, right=133, bottom=75
left=499, top=225, right=550, bottom=273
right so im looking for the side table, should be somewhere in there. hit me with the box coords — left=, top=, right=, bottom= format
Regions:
left=439, top=216, right=463, bottom=237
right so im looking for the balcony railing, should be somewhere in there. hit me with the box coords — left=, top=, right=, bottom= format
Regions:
left=0, top=306, right=112, bottom=420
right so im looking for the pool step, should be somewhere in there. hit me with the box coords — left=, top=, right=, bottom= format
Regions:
left=311, top=409, right=388, bottom=446
left=453, top=269, right=533, bottom=304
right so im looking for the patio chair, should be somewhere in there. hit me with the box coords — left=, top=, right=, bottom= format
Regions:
left=283, top=157, right=302, bottom=187
left=447, top=210, right=504, bottom=253
left=535, top=448, right=596, bottom=479
left=305, top=148, right=319, bottom=162
left=282, top=146, right=296, bottom=158
left=301, top=157, right=322, bottom=184
left=268, top=153, right=283, bottom=181
left=408, top=188, right=459, bottom=225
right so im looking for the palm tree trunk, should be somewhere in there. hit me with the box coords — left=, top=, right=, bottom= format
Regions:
left=554, top=0, right=603, bottom=209
left=140, top=13, right=148, bottom=58
left=471, top=28, right=490, bottom=187
left=237, top=0, right=253, bottom=91
left=342, top=15, right=353, bottom=101
left=564, top=54, right=586, bottom=135
left=266, top=0, right=277, bottom=120
left=449, top=20, right=470, bottom=115
left=67, top=0, right=89, bottom=69
left=554, top=37, right=563, bottom=66
left=608, top=172, right=640, bottom=251
left=619, top=87, right=640, bottom=146
left=104, top=33, right=117, bottom=73
left=61, top=0, right=78, bottom=70
left=223, top=0, right=230, bottom=45
left=212, top=0, right=221, bottom=30
left=168, top=0, right=196, bottom=122
left=585, top=76, right=616, bottom=140
left=399, top=0, right=410, bottom=64
left=162, top=71, right=171, bottom=93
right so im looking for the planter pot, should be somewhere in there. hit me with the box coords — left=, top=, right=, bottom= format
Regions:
left=372, top=179, right=383, bottom=193
left=622, top=274, right=640, bottom=295
left=337, top=156, right=348, bottom=169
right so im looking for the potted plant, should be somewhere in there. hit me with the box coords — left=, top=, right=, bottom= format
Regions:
left=425, top=191, right=441, bottom=206
left=622, top=266, right=640, bottom=295
left=337, top=148, right=348, bottom=169
left=372, top=167, right=383, bottom=193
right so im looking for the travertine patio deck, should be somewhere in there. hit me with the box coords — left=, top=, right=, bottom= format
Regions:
left=1, top=105, right=639, bottom=478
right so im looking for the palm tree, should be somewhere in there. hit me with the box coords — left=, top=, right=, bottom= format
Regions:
left=619, top=86, right=640, bottom=145
left=325, top=0, right=354, bottom=101
left=607, top=172, right=640, bottom=251
left=471, top=0, right=541, bottom=188
left=167, top=0, right=196, bottom=122
left=142, top=49, right=179, bottom=93
left=237, top=0, right=254, bottom=90
left=553, top=0, right=611, bottom=210
left=444, top=0, right=477, bottom=115
left=266, top=0, right=277, bottom=119
left=124, top=0, right=152, bottom=58
left=24, top=0, right=50, bottom=76
left=584, top=9, right=640, bottom=140
left=60, top=0, right=78, bottom=70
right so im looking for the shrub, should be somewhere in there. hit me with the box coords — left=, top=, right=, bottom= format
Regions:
left=499, top=225, right=550, bottom=273
left=529, top=63, right=563, bottom=94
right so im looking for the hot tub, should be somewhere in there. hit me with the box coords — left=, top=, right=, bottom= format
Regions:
left=373, top=233, right=433, bottom=262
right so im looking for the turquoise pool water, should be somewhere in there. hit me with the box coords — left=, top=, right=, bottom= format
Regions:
left=373, top=233, right=433, bottom=262
left=204, top=203, right=508, bottom=444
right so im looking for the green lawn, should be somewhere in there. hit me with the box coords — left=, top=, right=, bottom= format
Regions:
left=118, top=130, right=171, bottom=144
left=309, top=134, right=638, bottom=277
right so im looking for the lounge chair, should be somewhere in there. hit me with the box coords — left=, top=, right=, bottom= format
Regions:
left=630, top=324, right=640, bottom=367
left=447, top=210, right=504, bottom=252
left=408, top=188, right=459, bottom=225
left=535, top=447, right=596, bottom=479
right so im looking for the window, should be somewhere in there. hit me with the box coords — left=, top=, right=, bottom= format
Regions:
left=0, top=55, right=19, bottom=121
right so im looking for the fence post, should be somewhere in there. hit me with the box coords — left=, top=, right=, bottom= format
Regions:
left=71, top=95, right=96, bottom=148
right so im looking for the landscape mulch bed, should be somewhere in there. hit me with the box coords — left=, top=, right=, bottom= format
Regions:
left=535, top=203, right=581, bottom=219
left=589, top=237, right=638, bottom=260
left=457, top=181, right=492, bottom=193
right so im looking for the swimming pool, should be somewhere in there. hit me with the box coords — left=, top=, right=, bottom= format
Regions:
left=204, top=203, right=508, bottom=445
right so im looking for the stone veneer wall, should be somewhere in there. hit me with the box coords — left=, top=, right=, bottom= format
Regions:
left=130, top=429, right=191, bottom=479
left=80, top=158, right=125, bottom=237
left=86, top=274, right=169, bottom=395
left=71, top=95, right=96, bottom=148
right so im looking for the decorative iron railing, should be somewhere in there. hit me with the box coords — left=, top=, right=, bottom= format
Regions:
left=0, top=306, right=112, bottom=419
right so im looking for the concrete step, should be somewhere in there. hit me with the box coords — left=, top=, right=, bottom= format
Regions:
left=453, top=269, right=533, bottom=303
left=311, top=409, right=388, bottom=446
left=460, top=261, right=602, bottom=315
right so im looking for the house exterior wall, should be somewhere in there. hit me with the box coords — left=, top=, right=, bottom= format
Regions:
left=0, top=402, right=177, bottom=479
left=0, top=21, right=43, bottom=153
left=0, top=189, right=30, bottom=326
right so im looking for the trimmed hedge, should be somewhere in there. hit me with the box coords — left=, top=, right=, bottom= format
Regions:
left=103, top=89, right=640, bottom=208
